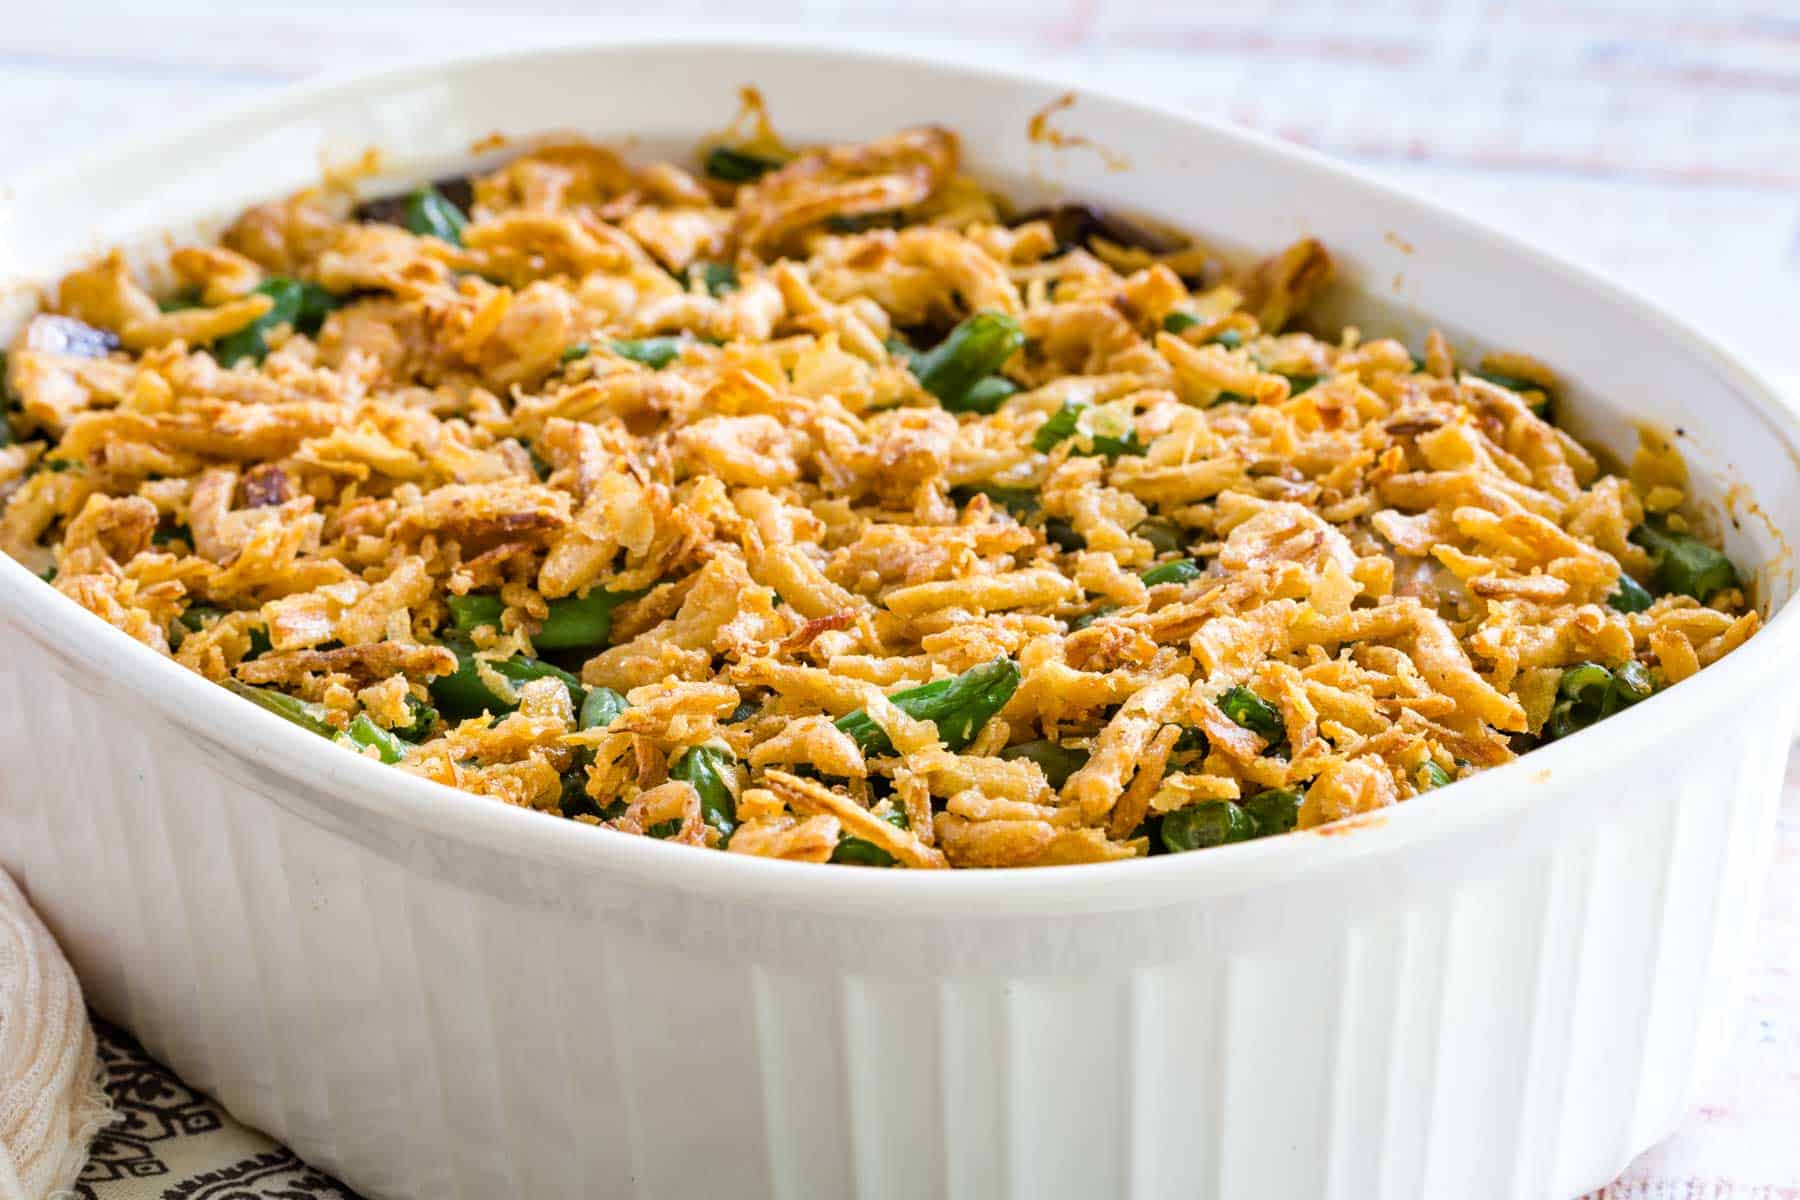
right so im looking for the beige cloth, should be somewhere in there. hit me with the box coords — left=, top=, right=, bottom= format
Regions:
left=0, top=868, right=109, bottom=1200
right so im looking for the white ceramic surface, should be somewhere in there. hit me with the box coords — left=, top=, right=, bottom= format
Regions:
left=2, top=38, right=1798, bottom=1200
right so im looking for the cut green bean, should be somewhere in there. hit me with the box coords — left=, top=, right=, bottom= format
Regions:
left=998, top=739, right=1090, bottom=789
left=1132, top=518, right=1184, bottom=556
left=580, top=686, right=628, bottom=731
left=536, top=587, right=644, bottom=650
left=1217, top=685, right=1283, bottom=741
left=447, top=592, right=505, bottom=634
left=704, top=145, right=785, bottom=183
left=691, top=261, right=739, bottom=296
left=1161, top=311, right=1200, bottom=334
left=1544, top=659, right=1657, bottom=741
left=428, top=639, right=584, bottom=719
left=1414, top=761, right=1453, bottom=791
left=670, top=741, right=738, bottom=839
left=829, top=837, right=897, bottom=867
left=448, top=588, right=641, bottom=649
left=1607, top=572, right=1655, bottom=614
left=1240, top=788, right=1301, bottom=835
left=610, top=337, right=685, bottom=369
left=1630, top=521, right=1739, bottom=601
left=908, top=312, right=1025, bottom=413
left=961, top=376, right=1019, bottom=414
left=340, top=713, right=409, bottom=763
left=1161, top=800, right=1257, bottom=852
left=1068, top=603, right=1118, bottom=632
left=404, top=183, right=469, bottom=245
left=950, top=484, right=1038, bottom=521
left=212, top=278, right=342, bottom=366
left=1031, top=399, right=1144, bottom=458
left=1141, top=558, right=1202, bottom=587
left=225, top=680, right=337, bottom=739
left=392, top=694, right=439, bottom=741
left=835, top=656, right=1021, bottom=757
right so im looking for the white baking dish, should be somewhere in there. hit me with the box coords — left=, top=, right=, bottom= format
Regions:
left=2, top=38, right=1797, bottom=1200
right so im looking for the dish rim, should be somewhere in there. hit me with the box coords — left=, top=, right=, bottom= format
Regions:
left=5, top=33, right=1798, bottom=911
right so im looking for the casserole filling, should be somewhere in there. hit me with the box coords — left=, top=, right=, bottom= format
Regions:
left=0, top=120, right=1758, bottom=867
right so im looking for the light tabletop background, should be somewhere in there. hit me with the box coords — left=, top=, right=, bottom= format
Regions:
left=7, top=1, right=1799, bottom=1196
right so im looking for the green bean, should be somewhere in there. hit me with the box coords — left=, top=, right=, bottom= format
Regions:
left=836, top=656, right=1021, bottom=757
left=559, top=687, right=628, bottom=822
left=704, top=146, right=784, bottom=183
left=1209, top=329, right=1244, bottom=349
left=1217, top=685, right=1283, bottom=740
left=1161, top=311, right=1200, bottom=334
left=646, top=818, right=684, bottom=839
left=1612, top=659, right=1654, bottom=705
left=178, top=605, right=227, bottom=633
left=1607, top=572, right=1655, bottom=614
left=448, top=588, right=640, bottom=649
left=225, top=680, right=337, bottom=739
left=830, top=838, right=897, bottom=867
left=392, top=694, right=439, bottom=741
left=908, top=312, right=1026, bottom=413
left=580, top=686, right=628, bottom=731
left=1414, top=761, right=1453, bottom=791
left=961, top=376, right=1019, bottom=414
left=340, top=713, right=409, bottom=764
left=691, top=261, right=739, bottom=297
left=158, top=289, right=202, bottom=313
left=1031, top=399, right=1144, bottom=458
left=404, top=183, right=468, bottom=245
left=536, top=587, right=644, bottom=650
left=560, top=342, right=590, bottom=364
left=1281, top=372, right=1321, bottom=396
left=1545, top=660, right=1657, bottom=741
left=447, top=593, right=506, bottom=634
left=212, top=278, right=342, bottom=366
left=950, top=484, right=1038, bottom=521
left=1132, top=518, right=1184, bottom=556
left=428, top=639, right=584, bottom=719
left=1561, top=662, right=1613, bottom=709
left=884, top=337, right=920, bottom=368
left=1161, top=800, right=1257, bottom=852
left=1240, top=788, right=1301, bottom=835
left=669, top=741, right=738, bottom=838
left=610, top=337, right=685, bottom=369
left=999, top=739, right=1090, bottom=789
left=1630, top=521, right=1739, bottom=601
left=1068, top=604, right=1118, bottom=632
left=1141, top=558, right=1202, bottom=587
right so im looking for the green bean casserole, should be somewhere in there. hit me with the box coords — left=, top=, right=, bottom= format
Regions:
left=0, top=114, right=1760, bottom=867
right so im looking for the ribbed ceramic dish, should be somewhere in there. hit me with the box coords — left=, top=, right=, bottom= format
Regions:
left=2, top=39, right=1797, bottom=1200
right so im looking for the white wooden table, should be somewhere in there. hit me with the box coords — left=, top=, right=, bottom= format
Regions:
left=7, top=3, right=1798, bottom=1194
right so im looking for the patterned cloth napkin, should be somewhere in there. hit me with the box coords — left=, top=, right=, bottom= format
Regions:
left=70, top=1020, right=353, bottom=1200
